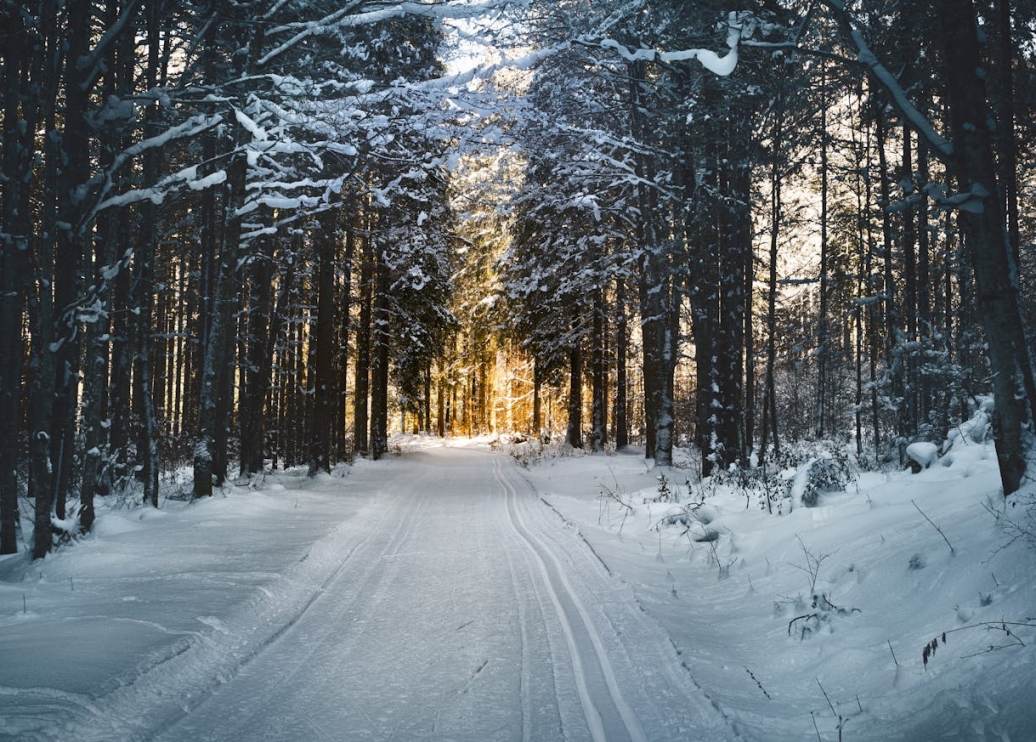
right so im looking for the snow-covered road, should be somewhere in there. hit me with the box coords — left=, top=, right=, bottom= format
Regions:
left=6, top=447, right=727, bottom=742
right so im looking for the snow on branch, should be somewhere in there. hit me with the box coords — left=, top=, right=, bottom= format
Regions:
left=818, top=0, right=953, bottom=161
left=586, top=11, right=754, bottom=77
left=89, top=114, right=223, bottom=218
left=260, top=0, right=519, bottom=66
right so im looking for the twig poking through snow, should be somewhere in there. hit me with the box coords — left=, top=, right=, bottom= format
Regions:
left=745, top=667, right=772, bottom=700
left=912, top=500, right=956, bottom=556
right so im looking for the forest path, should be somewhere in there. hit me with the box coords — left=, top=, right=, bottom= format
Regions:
left=147, top=446, right=718, bottom=742
left=148, top=446, right=678, bottom=742
left=8, top=446, right=723, bottom=742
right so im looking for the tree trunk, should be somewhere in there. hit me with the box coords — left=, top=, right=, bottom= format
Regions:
left=239, top=234, right=276, bottom=476
left=337, top=220, right=355, bottom=455
left=532, top=358, right=542, bottom=437
left=50, top=0, right=94, bottom=524
left=370, top=242, right=391, bottom=460
left=937, top=0, right=1034, bottom=494
left=995, top=0, right=1020, bottom=269
left=760, top=156, right=781, bottom=460
left=875, top=106, right=906, bottom=461
left=0, top=3, right=33, bottom=554
left=29, top=0, right=62, bottom=558
left=309, top=210, right=338, bottom=475
left=900, top=124, right=918, bottom=440
left=816, top=79, right=830, bottom=440
left=566, top=343, right=583, bottom=449
left=591, top=287, right=607, bottom=452
left=192, top=146, right=247, bottom=498
left=614, top=278, right=629, bottom=450
left=354, top=226, right=373, bottom=457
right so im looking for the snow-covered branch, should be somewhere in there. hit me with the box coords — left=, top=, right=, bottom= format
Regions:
left=260, top=0, right=521, bottom=66
left=817, top=0, right=953, bottom=161
left=581, top=11, right=754, bottom=77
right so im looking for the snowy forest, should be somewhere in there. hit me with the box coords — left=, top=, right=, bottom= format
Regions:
left=2, top=0, right=1036, bottom=563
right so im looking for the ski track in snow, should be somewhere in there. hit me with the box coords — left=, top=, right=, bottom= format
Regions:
left=6, top=448, right=734, bottom=741
left=496, top=455, right=739, bottom=742
left=495, top=453, right=645, bottom=742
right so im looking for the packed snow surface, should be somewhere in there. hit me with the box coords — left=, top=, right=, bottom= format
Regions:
left=1, top=436, right=1034, bottom=741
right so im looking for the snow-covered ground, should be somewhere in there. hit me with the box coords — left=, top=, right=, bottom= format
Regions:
left=1, top=430, right=1034, bottom=741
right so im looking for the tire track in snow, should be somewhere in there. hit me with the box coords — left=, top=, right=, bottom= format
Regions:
left=494, top=454, right=648, bottom=742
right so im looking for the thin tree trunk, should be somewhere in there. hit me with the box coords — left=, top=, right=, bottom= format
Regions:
left=591, top=288, right=606, bottom=452
left=761, top=156, right=781, bottom=460
left=533, top=358, right=542, bottom=437
left=816, top=72, right=829, bottom=440
left=354, top=226, right=373, bottom=457
left=900, top=124, right=918, bottom=440
left=566, top=343, right=583, bottom=449
left=309, top=210, right=337, bottom=475
left=614, top=278, right=629, bottom=450
left=337, top=219, right=355, bottom=455
left=875, top=106, right=902, bottom=459
left=370, top=242, right=391, bottom=460
left=996, top=0, right=1020, bottom=269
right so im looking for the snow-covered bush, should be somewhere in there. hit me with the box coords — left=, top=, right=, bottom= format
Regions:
left=698, top=461, right=788, bottom=513
left=711, top=444, right=857, bottom=514
left=506, top=436, right=554, bottom=467
left=792, top=448, right=856, bottom=508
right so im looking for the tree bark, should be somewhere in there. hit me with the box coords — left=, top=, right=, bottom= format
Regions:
left=239, top=233, right=276, bottom=477
left=354, top=225, right=374, bottom=457
left=370, top=241, right=391, bottom=460
left=760, top=153, right=781, bottom=460
left=937, top=0, right=1034, bottom=494
left=309, top=210, right=338, bottom=475
left=192, top=146, right=247, bottom=498
left=614, top=278, right=629, bottom=450
left=566, top=343, right=583, bottom=449
left=0, top=2, right=34, bottom=554
left=591, top=287, right=607, bottom=452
